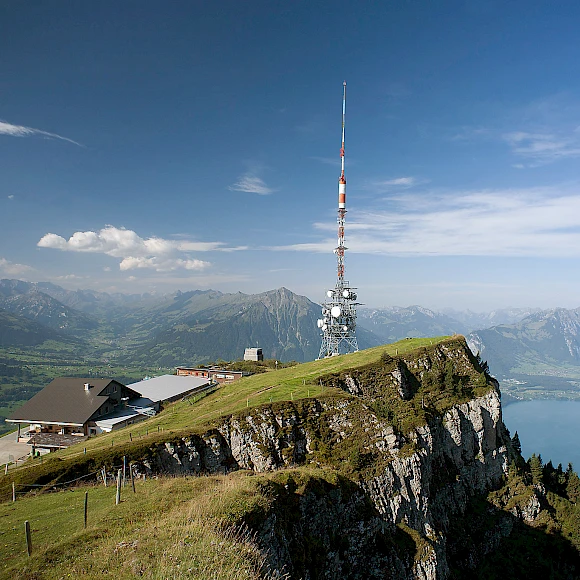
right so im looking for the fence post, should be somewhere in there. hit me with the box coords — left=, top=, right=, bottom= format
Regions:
left=130, top=463, right=136, bottom=494
left=24, top=520, right=32, bottom=557
left=115, top=469, right=122, bottom=505
left=123, top=456, right=127, bottom=487
left=84, top=492, right=88, bottom=528
left=102, top=467, right=107, bottom=487
left=129, top=433, right=132, bottom=442
left=12, top=482, right=15, bottom=502
left=4, top=463, right=7, bottom=475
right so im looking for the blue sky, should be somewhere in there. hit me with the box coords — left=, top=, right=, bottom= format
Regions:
left=2, top=0, right=580, bottom=310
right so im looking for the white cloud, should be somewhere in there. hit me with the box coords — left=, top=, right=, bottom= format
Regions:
left=271, top=185, right=580, bottom=258
left=0, top=257, right=32, bottom=275
left=364, top=176, right=424, bottom=193
left=54, top=274, right=87, bottom=280
left=37, top=225, right=223, bottom=272
left=503, top=131, right=580, bottom=165
left=119, top=257, right=208, bottom=272
left=380, top=177, right=418, bottom=187
left=228, top=174, right=276, bottom=195
left=0, top=120, right=83, bottom=147
left=7, top=195, right=14, bottom=200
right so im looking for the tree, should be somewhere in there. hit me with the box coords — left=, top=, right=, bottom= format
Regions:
left=529, top=453, right=543, bottom=484
left=511, top=431, right=522, bottom=455
left=444, top=361, right=456, bottom=394
left=508, top=460, right=519, bottom=480
left=474, top=351, right=490, bottom=375
left=566, top=463, right=580, bottom=503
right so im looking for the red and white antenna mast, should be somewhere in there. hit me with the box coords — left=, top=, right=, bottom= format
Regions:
left=317, top=81, right=359, bottom=358
left=337, top=80, right=347, bottom=282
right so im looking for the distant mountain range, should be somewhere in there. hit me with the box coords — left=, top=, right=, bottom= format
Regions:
left=2, top=278, right=580, bottom=398
left=356, top=305, right=537, bottom=341
left=0, top=280, right=381, bottom=365
left=468, top=308, right=580, bottom=377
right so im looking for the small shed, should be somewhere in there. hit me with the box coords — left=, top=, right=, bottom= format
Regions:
left=244, top=348, right=263, bottom=361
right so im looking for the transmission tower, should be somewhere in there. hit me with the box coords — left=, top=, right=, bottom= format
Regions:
left=317, top=81, right=359, bottom=358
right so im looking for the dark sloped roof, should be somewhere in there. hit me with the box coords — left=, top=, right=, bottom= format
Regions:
left=7, top=378, right=135, bottom=425
left=28, top=433, right=88, bottom=449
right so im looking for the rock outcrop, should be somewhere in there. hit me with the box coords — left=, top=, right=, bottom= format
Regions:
left=132, top=338, right=525, bottom=578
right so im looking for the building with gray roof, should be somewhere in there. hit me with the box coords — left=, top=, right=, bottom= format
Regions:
left=128, top=375, right=211, bottom=404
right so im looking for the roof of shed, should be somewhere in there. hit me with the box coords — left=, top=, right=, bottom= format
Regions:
left=128, top=375, right=210, bottom=402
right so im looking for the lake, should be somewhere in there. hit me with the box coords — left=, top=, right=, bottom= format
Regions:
left=502, top=399, right=580, bottom=469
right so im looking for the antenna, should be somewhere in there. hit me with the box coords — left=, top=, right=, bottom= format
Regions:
left=317, top=81, right=359, bottom=358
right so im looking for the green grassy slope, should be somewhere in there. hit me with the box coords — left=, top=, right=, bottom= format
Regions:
left=1, top=469, right=298, bottom=579
left=1, top=338, right=450, bottom=497
left=3, top=335, right=580, bottom=579
left=61, top=337, right=450, bottom=458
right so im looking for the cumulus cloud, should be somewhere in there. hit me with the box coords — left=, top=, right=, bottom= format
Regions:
left=7, top=195, right=14, bottom=200
left=0, top=257, right=32, bottom=275
left=37, top=225, right=223, bottom=272
left=271, top=185, right=580, bottom=258
left=0, top=120, right=83, bottom=147
left=229, top=174, right=276, bottom=195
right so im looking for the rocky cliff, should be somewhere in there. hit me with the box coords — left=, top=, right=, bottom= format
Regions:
left=130, top=338, right=553, bottom=579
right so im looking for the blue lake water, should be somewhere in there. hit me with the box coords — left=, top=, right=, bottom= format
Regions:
left=502, top=399, right=580, bottom=469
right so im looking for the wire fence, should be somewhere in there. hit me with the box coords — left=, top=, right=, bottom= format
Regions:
left=9, top=459, right=137, bottom=497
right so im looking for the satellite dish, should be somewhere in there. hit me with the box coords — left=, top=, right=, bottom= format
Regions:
left=351, top=293, right=357, bottom=300
left=326, top=290, right=334, bottom=298
left=342, top=289, right=350, bottom=298
left=321, top=324, right=328, bottom=331
left=331, top=305, right=341, bottom=318
left=317, top=319, right=324, bottom=328
left=343, top=325, right=348, bottom=332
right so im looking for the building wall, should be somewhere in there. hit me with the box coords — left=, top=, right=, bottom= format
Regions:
left=175, top=368, right=243, bottom=383
left=244, top=348, right=263, bottom=361
left=176, top=368, right=210, bottom=378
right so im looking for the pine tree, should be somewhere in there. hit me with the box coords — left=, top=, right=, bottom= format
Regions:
left=529, top=453, right=543, bottom=484
left=475, top=351, right=490, bottom=375
left=566, top=464, right=580, bottom=503
left=444, top=361, right=456, bottom=393
left=511, top=431, right=522, bottom=455
left=508, top=460, right=519, bottom=480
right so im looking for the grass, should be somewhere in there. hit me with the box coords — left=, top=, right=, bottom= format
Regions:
left=4, top=336, right=491, bottom=503
left=0, top=467, right=344, bottom=579
left=0, top=336, right=507, bottom=578
left=52, top=337, right=450, bottom=461
left=2, top=338, right=462, bottom=495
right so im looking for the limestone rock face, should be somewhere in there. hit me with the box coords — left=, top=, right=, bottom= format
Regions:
left=136, top=340, right=517, bottom=579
